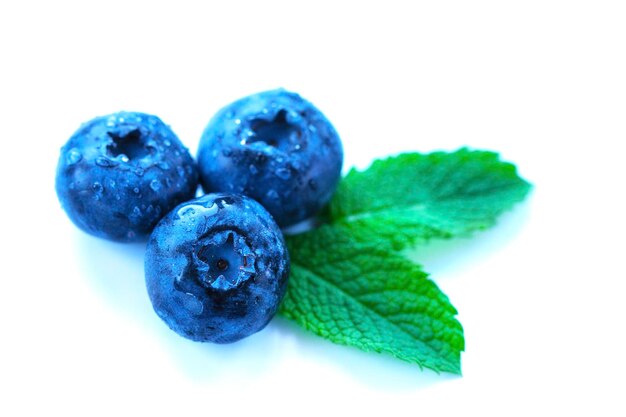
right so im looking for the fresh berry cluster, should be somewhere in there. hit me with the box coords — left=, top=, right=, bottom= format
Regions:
left=56, top=89, right=343, bottom=343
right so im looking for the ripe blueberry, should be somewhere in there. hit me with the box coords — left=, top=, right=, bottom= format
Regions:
left=145, top=193, right=290, bottom=343
left=55, top=111, right=198, bottom=242
left=197, top=89, right=343, bottom=227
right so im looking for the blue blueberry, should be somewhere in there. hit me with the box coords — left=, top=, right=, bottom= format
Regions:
left=197, top=89, right=343, bottom=227
left=145, top=193, right=290, bottom=343
left=55, top=112, right=198, bottom=242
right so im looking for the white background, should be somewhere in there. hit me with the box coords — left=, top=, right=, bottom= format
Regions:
left=1, top=1, right=625, bottom=415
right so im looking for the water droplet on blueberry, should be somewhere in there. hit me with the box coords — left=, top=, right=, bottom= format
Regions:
left=180, top=292, right=204, bottom=316
left=177, top=206, right=196, bottom=217
left=66, top=148, right=82, bottom=165
left=96, top=156, right=118, bottom=168
left=149, top=179, right=161, bottom=192
left=276, top=167, right=291, bottom=180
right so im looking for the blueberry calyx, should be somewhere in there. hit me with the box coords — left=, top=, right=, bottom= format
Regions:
left=192, top=229, right=256, bottom=291
left=106, top=128, right=151, bottom=161
left=244, top=109, right=305, bottom=153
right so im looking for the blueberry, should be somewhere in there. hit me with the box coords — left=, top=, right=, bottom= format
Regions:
left=197, top=89, right=343, bottom=227
left=145, top=193, right=290, bottom=343
left=55, top=111, right=199, bottom=242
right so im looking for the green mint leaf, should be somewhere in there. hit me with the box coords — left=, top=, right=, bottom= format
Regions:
left=329, top=148, right=531, bottom=250
left=281, top=148, right=530, bottom=373
left=279, top=226, right=464, bottom=374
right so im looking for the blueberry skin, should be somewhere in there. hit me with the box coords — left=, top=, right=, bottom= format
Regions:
left=145, top=193, right=290, bottom=343
left=55, top=112, right=199, bottom=242
left=197, top=89, right=343, bottom=227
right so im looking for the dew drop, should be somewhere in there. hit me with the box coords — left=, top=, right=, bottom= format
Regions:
left=266, top=189, right=279, bottom=200
left=66, top=148, right=82, bottom=165
left=177, top=206, right=196, bottom=217
left=163, top=139, right=171, bottom=147
left=95, top=157, right=118, bottom=167
left=182, top=293, right=204, bottom=315
left=134, top=167, right=145, bottom=176
left=92, top=182, right=103, bottom=193
left=177, top=203, right=218, bottom=219
left=249, top=164, right=259, bottom=175
left=133, top=187, right=140, bottom=194
left=276, top=168, right=291, bottom=180
left=149, top=179, right=161, bottom=192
